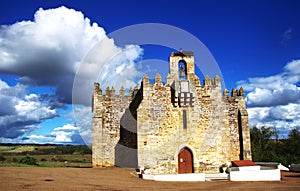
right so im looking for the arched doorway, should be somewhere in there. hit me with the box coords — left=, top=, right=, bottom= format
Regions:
left=178, top=147, right=193, bottom=173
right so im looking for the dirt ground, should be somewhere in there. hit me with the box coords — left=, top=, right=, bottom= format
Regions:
left=0, top=167, right=299, bottom=191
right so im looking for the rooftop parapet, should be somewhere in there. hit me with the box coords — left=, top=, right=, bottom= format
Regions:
left=154, top=73, right=162, bottom=84
left=203, top=75, right=221, bottom=86
left=94, top=82, right=102, bottom=95
left=93, top=83, right=133, bottom=97
left=120, top=86, right=125, bottom=96
left=142, top=74, right=150, bottom=86
left=171, top=50, right=194, bottom=57
left=223, top=87, right=246, bottom=98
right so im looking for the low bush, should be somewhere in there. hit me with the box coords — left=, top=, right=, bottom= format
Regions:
left=51, top=157, right=57, bottom=162
left=41, top=158, right=47, bottom=162
left=70, top=159, right=84, bottom=163
left=0, top=153, right=5, bottom=162
left=19, top=155, right=37, bottom=165
left=12, top=158, right=18, bottom=163
left=57, top=158, right=67, bottom=162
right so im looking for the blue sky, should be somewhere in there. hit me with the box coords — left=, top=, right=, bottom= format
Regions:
left=0, top=0, right=299, bottom=144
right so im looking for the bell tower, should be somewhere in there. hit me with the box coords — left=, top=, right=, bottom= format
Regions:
left=167, top=50, right=195, bottom=83
left=167, top=50, right=196, bottom=108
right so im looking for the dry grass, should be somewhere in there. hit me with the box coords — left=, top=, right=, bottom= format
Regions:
left=0, top=145, right=91, bottom=168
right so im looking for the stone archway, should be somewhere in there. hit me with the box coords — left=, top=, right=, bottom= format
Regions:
left=178, top=147, right=193, bottom=173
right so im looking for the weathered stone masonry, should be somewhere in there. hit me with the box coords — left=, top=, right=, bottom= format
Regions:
left=92, top=50, right=251, bottom=174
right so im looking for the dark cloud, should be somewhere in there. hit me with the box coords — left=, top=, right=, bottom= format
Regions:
left=0, top=121, right=38, bottom=139
left=0, top=95, right=16, bottom=115
left=39, top=94, right=65, bottom=110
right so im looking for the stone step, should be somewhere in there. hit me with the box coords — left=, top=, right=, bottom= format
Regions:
left=143, top=173, right=205, bottom=181
left=205, top=173, right=229, bottom=181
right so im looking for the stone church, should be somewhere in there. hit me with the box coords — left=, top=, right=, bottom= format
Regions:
left=92, top=50, right=251, bottom=174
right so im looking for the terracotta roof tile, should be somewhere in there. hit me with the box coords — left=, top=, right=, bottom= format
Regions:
left=231, top=160, right=258, bottom=167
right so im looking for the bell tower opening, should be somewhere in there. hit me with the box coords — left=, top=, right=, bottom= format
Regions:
left=178, top=60, right=187, bottom=80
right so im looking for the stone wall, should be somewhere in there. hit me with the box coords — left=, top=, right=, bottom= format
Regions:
left=135, top=52, right=251, bottom=174
left=92, top=84, right=132, bottom=167
left=137, top=73, right=240, bottom=174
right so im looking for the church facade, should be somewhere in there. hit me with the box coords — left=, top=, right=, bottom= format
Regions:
left=92, top=50, right=252, bottom=174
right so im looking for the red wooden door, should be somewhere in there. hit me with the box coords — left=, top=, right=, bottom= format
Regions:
left=178, top=147, right=193, bottom=173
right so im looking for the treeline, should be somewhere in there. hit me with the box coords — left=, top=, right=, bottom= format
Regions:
left=2, top=145, right=91, bottom=155
left=36, top=145, right=92, bottom=155
left=251, top=127, right=300, bottom=166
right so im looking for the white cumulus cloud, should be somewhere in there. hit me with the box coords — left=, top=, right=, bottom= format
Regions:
left=1, top=123, right=84, bottom=144
left=51, top=124, right=83, bottom=144
left=54, top=124, right=78, bottom=131
left=0, top=6, right=143, bottom=105
left=0, top=6, right=144, bottom=143
left=238, top=60, right=300, bottom=137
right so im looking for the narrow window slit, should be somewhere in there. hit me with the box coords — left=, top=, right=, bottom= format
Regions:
left=183, top=110, right=187, bottom=129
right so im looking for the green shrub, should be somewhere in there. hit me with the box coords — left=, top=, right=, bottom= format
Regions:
left=51, top=157, right=57, bottom=162
left=57, top=158, right=67, bottom=162
left=0, top=153, right=5, bottom=162
left=12, top=158, right=18, bottom=163
left=19, top=155, right=37, bottom=165
left=70, top=159, right=83, bottom=163
left=41, top=158, right=47, bottom=162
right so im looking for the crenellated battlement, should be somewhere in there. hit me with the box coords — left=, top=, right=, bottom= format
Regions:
left=141, top=72, right=244, bottom=99
left=93, top=82, right=138, bottom=99
left=202, top=75, right=221, bottom=87
left=223, top=87, right=245, bottom=98
left=94, top=77, right=244, bottom=99
left=142, top=73, right=222, bottom=88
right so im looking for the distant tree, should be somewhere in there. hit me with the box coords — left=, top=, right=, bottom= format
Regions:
left=251, top=127, right=300, bottom=166
left=250, top=126, right=275, bottom=161
left=286, top=129, right=300, bottom=157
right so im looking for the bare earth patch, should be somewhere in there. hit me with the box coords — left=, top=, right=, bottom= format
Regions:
left=0, top=167, right=299, bottom=191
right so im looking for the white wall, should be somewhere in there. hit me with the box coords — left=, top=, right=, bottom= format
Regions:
left=231, top=166, right=260, bottom=171
left=230, top=169, right=281, bottom=181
